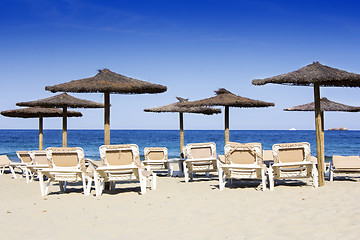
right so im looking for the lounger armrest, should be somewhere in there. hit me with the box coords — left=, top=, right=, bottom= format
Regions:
left=218, top=155, right=226, bottom=164
left=143, top=160, right=167, bottom=163
left=10, top=162, right=27, bottom=166
left=272, top=161, right=314, bottom=167
left=96, top=165, right=139, bottom=171
left=39, top=168, right=82, bottom=173
left=221, top=163, right=263, bottom=169
left=185, top=158, right=218, bottom=162
left=85, top=158, right=100, bottom=168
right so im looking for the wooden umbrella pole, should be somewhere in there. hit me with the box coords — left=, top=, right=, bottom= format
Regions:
left=39, top=115, right=43, bottom=151
left=104, top=92, right=110, bottom=145
left=321, top=110, right=325, bottom=174
left=225, top=106, right=229, bottom=144
left=314, top=83, right=325, bottom=186
left=62, top=106, right=67, bottom=147
left=179, top=112, right=184, bottom=158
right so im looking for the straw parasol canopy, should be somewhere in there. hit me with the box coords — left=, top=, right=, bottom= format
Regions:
left=16, top=93, right=104, bottom=108
left=16, top=93, right=104, bottom=147
left=284, top=97, right=360, bottom=112
left=180, top=88, right=275, bottom=143
left=252, top=61, right=360, bottom=186
left=144, top=97, right=221, bottom=157
left=252, top=62, right=360, bottom=87
left=144, top=97, right=221, bottom=114
left=1, top=107, right=82, bottom=150
left=45, top=69, right=167, bottom=145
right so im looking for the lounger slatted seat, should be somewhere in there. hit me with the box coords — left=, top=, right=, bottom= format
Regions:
left=38, top=147, right=91, bottom=196
left=218, top=142, right=267, bottom=191
left=143, top=147, right=173, bottom=176
left=94, top=144, right=154, bottom=196
left=182, top=142, right=218, bottom=182
left=329, top=155, right=360, bottom=181
left=268, top=142, right=318, bottom=190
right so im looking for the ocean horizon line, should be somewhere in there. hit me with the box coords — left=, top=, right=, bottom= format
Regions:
left=0, top=128, right=359, bottom=131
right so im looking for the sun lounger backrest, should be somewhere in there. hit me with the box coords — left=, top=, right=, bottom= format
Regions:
left=183, top=142, right=216, bottom=159
left=16, top=151, right=32, bottom=164
left=0, top=155, right=11, bottom=165
left=99, top=144, right=140, bottom=167
left=46, top=147, right=85, bottom=170
left=333, top=155, right=360, bottom=169
left=30, top=151, right=48, bottom=165
left=262, top=150, right=273, bottom=162
left=224, top=143, right=262, bottom=165
left=273, top=142, right=310, bottom=163
left=144, top=147, right=168, bottom=161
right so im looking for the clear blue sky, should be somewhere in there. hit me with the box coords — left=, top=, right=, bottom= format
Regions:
left=1, top=0, right=360, bottom=130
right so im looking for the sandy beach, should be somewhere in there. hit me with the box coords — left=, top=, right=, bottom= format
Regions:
left=1, top=171, right=360, bottom=240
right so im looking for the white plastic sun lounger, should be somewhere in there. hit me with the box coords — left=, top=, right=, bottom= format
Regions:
left=94, top=144, right=154, bottom=196
left=218, top=142, right=267, bottom=191
left=38, top=147, right=91, bottom=196
left=268, top=142, right=318, bottom=190
left=182, top=142, right=218, bottom=182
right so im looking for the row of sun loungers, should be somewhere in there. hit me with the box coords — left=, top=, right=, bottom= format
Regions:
left=1, top=142, right=359, bottom=196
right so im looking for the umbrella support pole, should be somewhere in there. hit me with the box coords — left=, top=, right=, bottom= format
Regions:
left=314, top=83, right=325, bottom=186
left=39, top=116, right=43, bottom=151
left=104, top=92, right=110, bottom=145
left=225, top=106, right=229, bottom=144
left=179, top=113, right=184, bottom=158
left=62, top=107, right=67, bottom=148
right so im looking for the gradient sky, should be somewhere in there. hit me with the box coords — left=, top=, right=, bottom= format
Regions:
left=1, top=0, right=360, bottom=130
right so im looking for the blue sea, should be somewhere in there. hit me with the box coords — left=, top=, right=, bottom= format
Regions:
left=1, top=129, right=359, bottom=162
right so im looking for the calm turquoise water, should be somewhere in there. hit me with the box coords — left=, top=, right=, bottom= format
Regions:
left=1, top=129, right=359, bottom=161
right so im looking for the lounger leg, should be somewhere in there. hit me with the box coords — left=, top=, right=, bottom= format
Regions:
left=94, top=171, right=101, bottom=197
left=312, top=163, right=319, bottom=188
left=152, top=173, right=157, bottom=190
left=44, top=179, right=51, bottom=196
left=168, top=166, right=174, bottom=177
left=261, top=168, right=266, bottom=191
left=25, top=168, right=29, bottom=183
left=110, top=181, right=116, bottom=191
left=9, top=166, right=17, bottom=179
left=86, top=177, right=92, bottom=195
left=183, top=161, right=189, bottom=182
left=0, top=166, right=3, bottom=175
left=190, top=173, right=193, bottom=182
left=81, top=173, right=89, bottom=196
left=205, top=172, right=210, bottom=177
left=268, top=166, right=274, bottom=191
left=59, top=181, right=64, bottom=192
left=39, top=171, right=45, bottom=196
left=218, top=168, right=225, bottom=190
left=329, top=163, right=334, bottom=181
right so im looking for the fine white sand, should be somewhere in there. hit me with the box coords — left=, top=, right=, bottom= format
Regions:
left=1, top=172, right=360, bottom=240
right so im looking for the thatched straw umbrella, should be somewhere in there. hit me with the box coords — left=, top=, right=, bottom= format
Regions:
left=284, top=97, right=360, bottom=112
left=252, top=61, right=360, bottom=186
left=45, top=69, right=167, bottom=145
left=144, top=97, right=221, bottom=157
left=1, top=107, right=82, bottom=150
left=180, top=88, right=275, bottom=144
left=16, top=93, right=104, bottom=147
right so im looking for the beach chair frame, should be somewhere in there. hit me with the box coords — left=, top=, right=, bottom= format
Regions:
left=38, top=147, right=91, bottom=196
left=329, top=155, right=360, bottom=181
left=0, top=155, right=19, bottom=179
left=268, top=142, right=318, bottom=190
left=143, top=147, right=173, bottom=176
left=94, top=144, right=151, bottom=196
left=218, top=143, right=267, bottom=191
left=182, top=142, right=218, bottom=182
